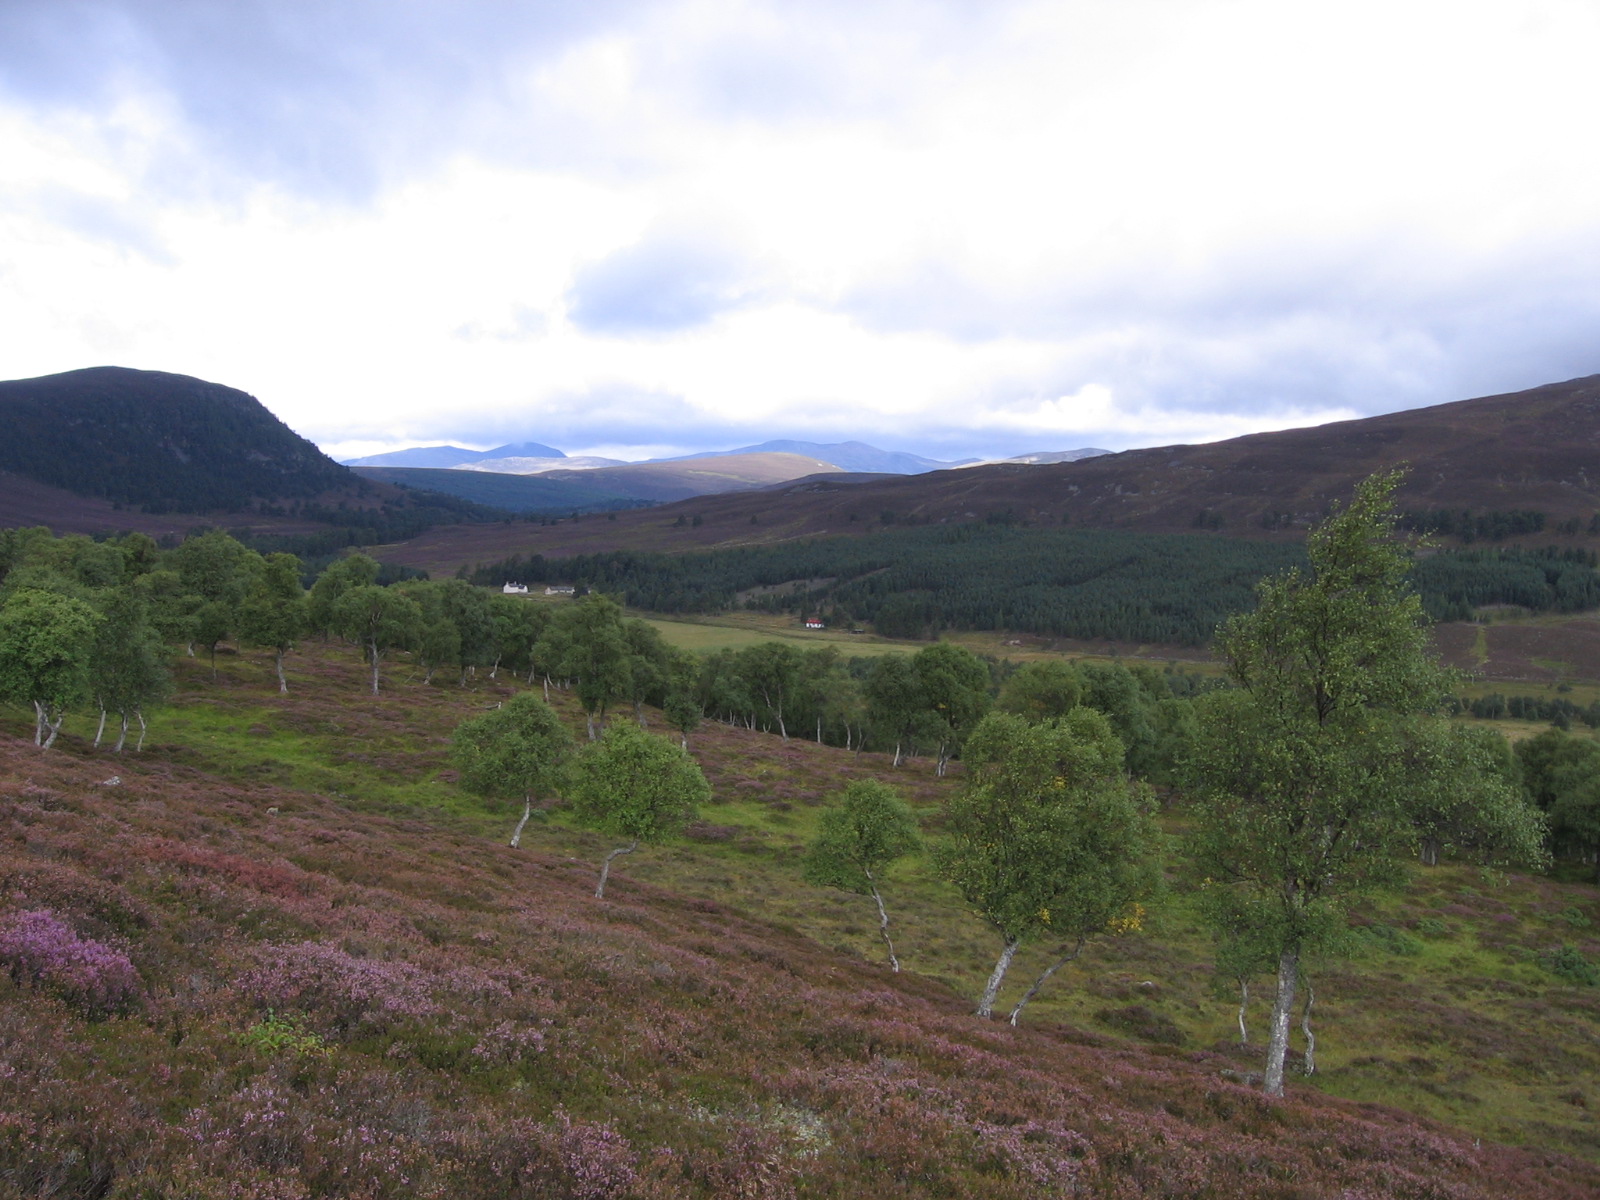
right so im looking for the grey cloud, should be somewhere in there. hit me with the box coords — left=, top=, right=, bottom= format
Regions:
left=840, top=227, right=1600, bottom=424
left=565, top=231, right=761, bottom=335
left=0, top=0, right=642, bottom=201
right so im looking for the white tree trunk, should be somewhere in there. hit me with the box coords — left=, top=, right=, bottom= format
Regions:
left=32, top=700, right=46, bottom=746
left=1237, top=979, right=1250, bottom=1044
left=509, top=797, right=533, bottom=848
left=94, top=708, right=107, bottom=748
left=275, top=650, right=288, bottom=693
left=114, top=712, right=129, bottom=754
left=595, top=840, right=638, bottom=898
left=1264, top=947, right=1300, bottom=1097
left=976, top=937, right=1022, bottom=1018
left=368, top=640, right=382, bottom=695
left=135, top=709, right=148, bottom=752
left=1008, top=938, right=1084, bottom=1026
left=893, top=740, right=904, bottom=768
left=865, top=871, right=899, bottom=972
left=1301, top=978, right=1316, bottom=1076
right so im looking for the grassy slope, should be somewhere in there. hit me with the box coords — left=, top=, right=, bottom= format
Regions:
left=1, top=642, right=1598, bottom=1197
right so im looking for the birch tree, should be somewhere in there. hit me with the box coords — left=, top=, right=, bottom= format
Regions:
left=803, top=780, right=922, bottom=971
left=1186, top=470, right=1547, bottom=1098
left=938, top=708, right=1159, bottom=1022
left=0, top=588, right=101, bottom=748
left=452, top=693, right=575, bottom=847
left=567, top=721, right=708, bottom=898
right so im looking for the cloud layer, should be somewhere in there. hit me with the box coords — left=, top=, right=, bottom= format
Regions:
left=3, top=0, right=1598, bottom=461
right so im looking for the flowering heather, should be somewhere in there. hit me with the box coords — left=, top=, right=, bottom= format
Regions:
left=239, top=940, right=440, bottom=1032
left=0, top=644, right=1597, bottom=1198
left=0, top=908, right=140, bottom=1016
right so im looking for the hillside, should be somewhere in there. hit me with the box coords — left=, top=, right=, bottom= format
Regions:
left=2, top=641, right=1599, bottom=1196
left=0, top=366, right=353, bottom=514
left=528, top=452, right=846, bottom=503
left=382, top=374, right=1600, bottom=572
left=659, top=440, right=973, bottom=474
left=343, top=441, right=566, bottom=468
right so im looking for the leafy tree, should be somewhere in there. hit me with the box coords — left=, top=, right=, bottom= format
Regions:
left=1518, top=728, right=1600, bottom=880
left=913, top=642, right=992, bottom=776
left=332, top=585, right=423, bottom=695
left=237, top=553, right=308, bottom=692
left=567, top=721, right=709, bottom=897
left=737, top=641, right=802, bottom=740
left=0, top=588, right=102, bottom=748
left=1185, top=471, right=1549, bottom=1098
left=938, top=709, right=1160, bottom=1023
left=438, top=579, right=496, bottom=684
left=541, top=595, right=631, bottom=739
left=306, top=553, right=379, bottom=638
left=803, top=780, right=922, bottom=971
left=88, top=587, right=171, bottom=752
left=865, top=654, right=931, bottom=766
left=398, top=580, right=461, bottom=684
left=660, top=646, right=703, bottom=749
left=452, top=693, right=576, bottom=847
left=1405, top=722, right=1543, bottom=867
left=995, top=659, right=1082, bottom=722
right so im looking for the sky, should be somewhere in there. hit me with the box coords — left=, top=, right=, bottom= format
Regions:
left=3, top=0, right=1600, bottom=464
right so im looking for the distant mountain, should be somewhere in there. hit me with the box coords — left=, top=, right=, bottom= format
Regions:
left=342, top=441, right=565, bottom=467
left=462, top=455, right=624, bottom=474
left=660, top=440, right=973, bottom=474
left=351, top=466, right=641, bottom=514
left=1001, top=448, right=1112, bottom=465
left=0, top=366, right=352, bottom=513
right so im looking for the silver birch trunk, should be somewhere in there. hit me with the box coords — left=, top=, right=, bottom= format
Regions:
left=94, top=708, right=107, bottom=748
left=135, top=709, right=148, bottom=752
left=32, top=700, right=46, bottom=746
left=1237, top=979, right=1250, bottom=1044
left=1007, top=938, right=1084, bottom=1026
left=1301, top=978, right=1316, bottom=1076
left=368, top=641, right=382, bottom=695
left=595, top=840, right=639, bottom=898
left=114, top=713, right=129, bottom=754
left=509, top=797, right=533, bottom=848
left=864, top=870, right=899, bottom=972
left=1264, top=946, right=1300, bottom=1097
left=274, top=650, right=288, bottom=693
left=976, top=937, right=1022, bottom=1018
left=893, top=740, right=904, bottom=768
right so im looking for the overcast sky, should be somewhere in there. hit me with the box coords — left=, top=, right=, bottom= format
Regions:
left=4, top=0, right=1599, bottom=462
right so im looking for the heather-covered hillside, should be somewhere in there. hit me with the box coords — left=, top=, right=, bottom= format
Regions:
left=1, top=641, right=1598, bottom=1198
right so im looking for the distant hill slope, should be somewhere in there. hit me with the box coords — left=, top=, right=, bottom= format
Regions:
left=351, top=466, right=644, bottom=513
left=381, top=373, right=1600, bottom=571
left=532, top=451, right=845, bottom=503
left=343, top=440, right=565, bottom=467
left=660, top=440, right=971, bottom=474
left=0, top=366, right=352, bottom=513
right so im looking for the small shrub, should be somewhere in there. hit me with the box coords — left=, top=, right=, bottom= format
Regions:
left=1558, top=906, right=1592, bottom=929
left=0, top=908, right=141, bottom=1017
left=238, top=1010, right=327, bottom=1058
left=1361, top=923, right=1423, bottom=957
left=1544, top=945, right=1600, bottom=987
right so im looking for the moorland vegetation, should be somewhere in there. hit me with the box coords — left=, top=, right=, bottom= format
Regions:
left=1, top=476, right=1599, bottom=1195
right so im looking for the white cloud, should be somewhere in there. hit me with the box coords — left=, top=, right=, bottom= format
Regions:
left=2, top=0, right=1599, bottom=461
